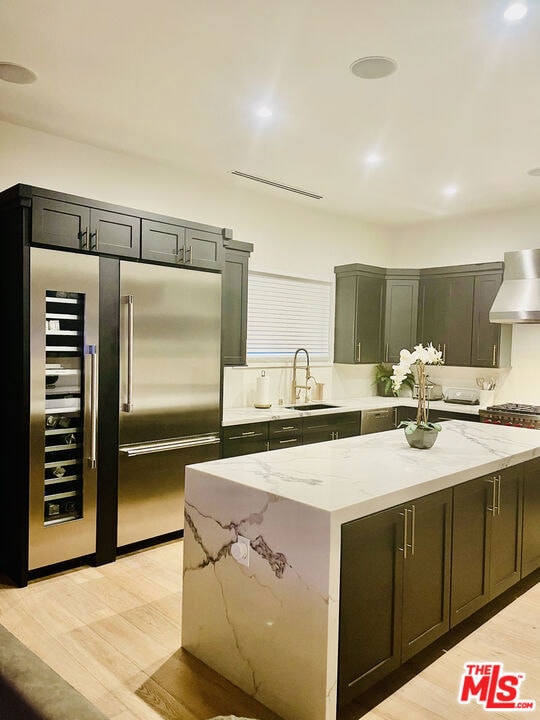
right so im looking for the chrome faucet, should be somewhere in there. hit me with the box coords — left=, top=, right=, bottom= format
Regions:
left=291, top=348, right=312, bottom=403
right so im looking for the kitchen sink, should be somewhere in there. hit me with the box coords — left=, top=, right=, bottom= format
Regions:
left=285, top=402, right=340, bottom=411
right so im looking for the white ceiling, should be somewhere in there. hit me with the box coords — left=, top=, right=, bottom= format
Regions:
left=1, top=0, right=540, bottom=226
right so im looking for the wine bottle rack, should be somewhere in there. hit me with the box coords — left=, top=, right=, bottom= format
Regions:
left=43, top=291, right=85, bottom=525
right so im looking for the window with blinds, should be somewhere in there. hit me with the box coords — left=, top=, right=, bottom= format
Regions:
left=246, top=271, right=332, bottom=361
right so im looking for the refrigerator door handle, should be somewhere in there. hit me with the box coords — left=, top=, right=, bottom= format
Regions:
left=88, top=344, right=98, bottom=469
left=122, top=294, right=134, bottom=412
left=119, top=434, right=221, bottom=457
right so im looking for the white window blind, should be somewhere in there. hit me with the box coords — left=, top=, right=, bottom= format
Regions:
left=247, top=271, right=332, bottom=361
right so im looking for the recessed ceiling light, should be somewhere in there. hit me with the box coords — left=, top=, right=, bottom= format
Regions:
left=443, top=185, right=459, bottom=197
left=255, top=106, right=273, bottom=118
left=364, top=153, right=382, bottom=166
left=350, top=56, right=397, bottom=80
left=0, top=62, right=37, bottom=84
left=503, top=2, right=528, bottom=22
left=527, top=167, right=540, bottom=176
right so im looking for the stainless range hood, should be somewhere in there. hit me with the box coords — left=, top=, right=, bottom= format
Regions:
left=489, top=248, right=540, bottom=324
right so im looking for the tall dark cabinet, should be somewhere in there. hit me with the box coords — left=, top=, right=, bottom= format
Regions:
left=221, top=238, right=253, bottom=366
left=0, top=183, right=242, bottom=587
left=334, top=263, right=385, bottom=364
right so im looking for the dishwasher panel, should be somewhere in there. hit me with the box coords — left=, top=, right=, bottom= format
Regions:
left=360, top=407, right=396, bottom=435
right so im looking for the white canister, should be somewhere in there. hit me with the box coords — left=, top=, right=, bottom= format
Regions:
left=254, top=370, right=271, bottom=408
left=479, top=389, right=495, bottom=407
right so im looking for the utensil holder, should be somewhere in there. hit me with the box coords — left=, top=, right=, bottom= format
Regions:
left=479, top=389, right=495, bottom=407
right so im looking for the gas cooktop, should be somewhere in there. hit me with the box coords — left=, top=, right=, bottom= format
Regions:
left=485, top=403, right=540, bottom=415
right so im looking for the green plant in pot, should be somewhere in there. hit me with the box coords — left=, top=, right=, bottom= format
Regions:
left=375, top=363, right=414, bottom=397
left=391, top=343, right=444, bottom=449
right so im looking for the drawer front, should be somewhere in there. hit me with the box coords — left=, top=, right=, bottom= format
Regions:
left=222, top=423, right=269, bottom=458
left=269, top=436, right=302, bottom=451
left=269, top=419, right=303, bottom=438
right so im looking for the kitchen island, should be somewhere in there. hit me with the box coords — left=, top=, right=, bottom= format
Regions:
left=181, top=421, right=539, bottom=720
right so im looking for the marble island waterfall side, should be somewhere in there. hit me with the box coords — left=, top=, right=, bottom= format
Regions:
left=180, top=421, right=540, bottom=720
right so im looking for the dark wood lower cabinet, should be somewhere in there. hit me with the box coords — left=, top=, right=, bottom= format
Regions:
left=302, top=412, right=360, bottom=445
left=338, top=488, right=452, bottom=706
left=522, top=457, right=540, bottom=577
left=222, top=423, right=268, bottom=457
left=451, top=465, right=523, bottom=628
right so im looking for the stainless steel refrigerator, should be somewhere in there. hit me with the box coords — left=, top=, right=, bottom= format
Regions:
left=117, top=260, right=221, bottom=547
left=29, top=248, right=221, bottom=571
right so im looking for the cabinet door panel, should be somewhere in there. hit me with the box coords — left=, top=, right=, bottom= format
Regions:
left=222, top=248, right=249, bottom=366
left=450, top=477, right=490, bottom=627
left=418, top=277, right=448, bottom=350
left=141, top=219, right=185, bottom=264
left=334, top=275, right=358, bottom=363
left=91, top=209, right=140, bottom=258
left=489, top=465, right=522, bottom=598
left=185, top=228, right=223, bottom=270
left=401, top=489, right=452, bottom=661
left=445, top=276, right=474, bottom=366
left=522, top=458, right=540, bottom=576
left=339, top=508, right=403, bottom=706
left=471, top=273, right=502, bottom=367
left=384, top=279, right=418, bottom=363
left=355, top=276, right=384, bottom=363
left=32, top=197, right=90, bottom=250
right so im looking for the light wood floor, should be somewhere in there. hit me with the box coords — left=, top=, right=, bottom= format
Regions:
left=0, top=540, right=538, bottom=720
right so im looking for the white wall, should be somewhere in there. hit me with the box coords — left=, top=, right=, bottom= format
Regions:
left=2, top=120, right=538, bottom=407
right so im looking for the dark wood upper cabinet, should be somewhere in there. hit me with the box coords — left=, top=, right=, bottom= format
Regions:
left=417, top=273, right=474, bottom=366
left=221, top=239, right=253, bottom=366
left=471, top=271, right=512, bottom=367
left=417, top=262, right=510, bottom=368
left=383, top=272, right=419, bottom=363
left=32, top=196, right=140, bottom=258
left=334, top=264, right=385, bottom=364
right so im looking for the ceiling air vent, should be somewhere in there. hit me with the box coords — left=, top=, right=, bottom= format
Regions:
left=231, top=171, right=323, bottom=199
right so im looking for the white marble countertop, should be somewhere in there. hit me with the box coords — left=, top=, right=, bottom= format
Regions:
left=222, top=395, right=482, bottom=426
left=189, top=420, right=539, bottom=524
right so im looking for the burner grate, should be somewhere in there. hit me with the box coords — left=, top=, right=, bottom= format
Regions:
left=486, top=403, right=540, bottom=415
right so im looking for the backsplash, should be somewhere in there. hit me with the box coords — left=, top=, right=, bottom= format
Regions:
left=223, top=363, right=516, bottom=409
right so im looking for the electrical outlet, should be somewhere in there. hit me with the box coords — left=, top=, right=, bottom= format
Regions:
left=231, top=534, right=250, bottom=566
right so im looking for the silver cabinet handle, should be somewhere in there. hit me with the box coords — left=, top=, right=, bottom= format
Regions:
left=335, top=430, right=339, bottom=439
left=492, top=344, right=497, bottom=367
left=399, top=508, right=409, bottom=559
left=410, top=504, right=416, bottom=556
left=185, top=245, right=193, bottom=264
left=88, top=344, right=98, bottom=469
left=176, top=246, right=185, bottom=264
left=357, top=342, right=361, bottom=362
left=279, top=438, right=298, bottom=444
left=495, top=474, right=501, bottom=515
left=443, top=343, right=446, bottom=363
left=281, top=425, right=296, bottom=431
left=122, top=294, right=134, bottom=412
left=385, top=343, right=389, bottom=361
left=487, top=476, right=497, bottom=516
left=228, top=431, right=264, bottom=440
left=266, top=441, right=270, bottom=451
left=79, top=226, right=89, bottom=249
left=90, top=228, right=98, bottom=251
